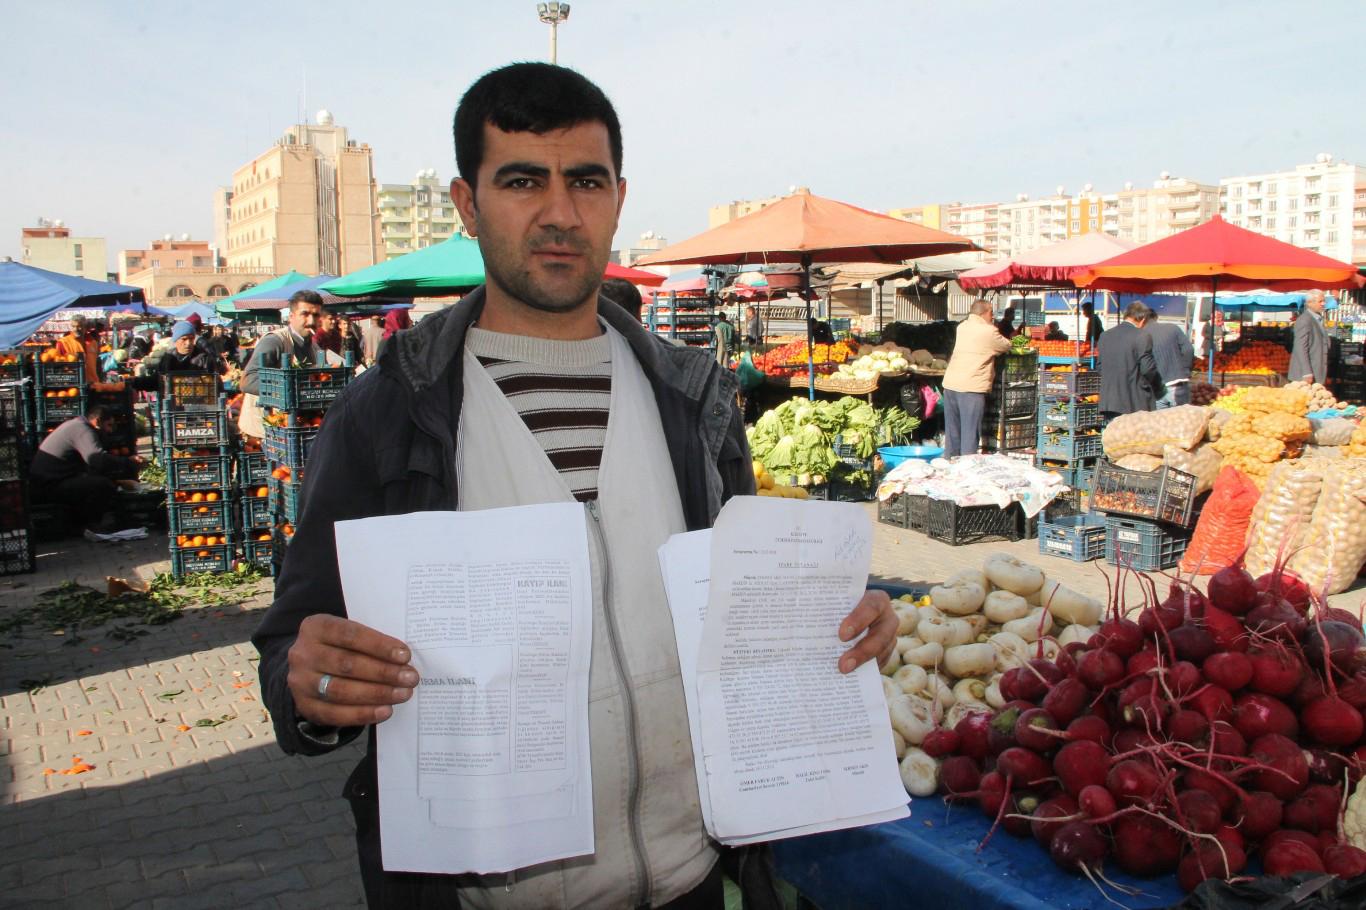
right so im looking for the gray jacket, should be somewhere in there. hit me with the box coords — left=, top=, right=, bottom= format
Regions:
left=1098, top=321, right=1164, bottom=415
left=1144, top=321, right=1194, bottom=385
left=1289, top=309, right=1328, bottom=383
left=241, top=327, right=318, bottom=395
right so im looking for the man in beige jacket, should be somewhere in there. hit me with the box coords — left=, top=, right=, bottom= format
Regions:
left=942, top=299, right=1012, bottom=457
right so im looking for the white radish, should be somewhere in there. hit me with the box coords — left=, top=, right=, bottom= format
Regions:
left=891, top=728, right=908, bottom=760
left=1003, top=607, right=1051, bottom=643
left=1058, top=623, right=1094, bottom=647
left=951, top=676, right=990, bottom=706
left=880, top=646, right=903, bottom=676
left=962, top=613, right=989, bottom=638
left=1038, top=580, right=1104, bottom=627
left=892, top=664, right=929, bottom=696
left=945, top=567, right=989, bottom=593
left=929, top=581, right=986, bottom=616
left=929, top=673, right=957, bottom=709
left=983, top=590, right=1030, bottom=624
left=918, top=614, right=975, bottom=648
left=945, top=700, right=991, bottom=730
left=943, top=642, right=997, bottom=679
left=894, top=605, right=919, bottom=636
left=985, top=674, right=1006, bottom=709
left=900, top=748, right=939, bottom=797
left=983, top=554, right=1046, bottom=596
left=901, top=640, right=944, bottom=668
left=988, top=631, right=1030, bottom=668
left=881, top=676, right=901, bottom=701
left=888, top=695, right=933, bottom=744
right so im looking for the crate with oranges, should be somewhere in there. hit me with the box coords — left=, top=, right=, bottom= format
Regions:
left=36, top=389, right=86, bottom=428
left=243, top=533, right=275, bottom=570
left=35, top=355, right=85, bottom=390
left=241, top=486, right=272, bottom=530
left=167, top=452, right=233, bottom=489
left=168, top=489, right=233, bottom=534
left=169, top=535, right=235, bottom=577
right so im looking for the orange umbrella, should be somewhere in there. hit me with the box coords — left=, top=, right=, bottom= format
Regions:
left=603, top=261, right=666, bottom=287
left=637, top=190, right=978, bottom=396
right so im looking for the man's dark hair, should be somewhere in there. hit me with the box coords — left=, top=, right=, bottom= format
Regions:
left=1124, top=301, right=1154, bottom=322
left=86, top=403, right=109, bottom=424
left=289, top=289, right=324, bottom=310
left=453, top=63, right=623, bottom=186
left=1082, top=301, right=1094, bottom=315
left=600, top=278, right=642, bottom=320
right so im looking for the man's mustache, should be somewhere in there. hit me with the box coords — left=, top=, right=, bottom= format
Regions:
left=529, top=231, right=588, bottom=253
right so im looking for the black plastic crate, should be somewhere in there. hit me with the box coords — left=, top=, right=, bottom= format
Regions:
left=1037, top=427, right=1103, bottom=461
left=262, top=424, right=318, bottom=470
left=35, top=357, right=85, bottom=389
left=170, top=539, right=236, bottom=577
left=1038, top=512, right=1107, bottom=562
left=168, top=494, right=234, bottom=534
left=1091, top=459, right=1197, bottom=527
left=161, top=408, right=230, bottom=447
left=0, top=350, right=34, bottom=383
left=994, top=351, right=1039, bottom=387
left=1336, top=380, right=1366, bottom=404
left=878, top=494, right=912, bottom=528
left=925, top=499, right=1025, bottom=546
left=159, top=372, right=222, bottom=410
left=984, top=383, right=1039, bottom=418
left=167, top=453, right=234, bottom=490
left=1038, top=368, right=1102, bottom=398
left=241, top=535, right=275, bottom=571
left=1104, top=515, right=1191, bottom=571
left=36, top=394, right=86, bottom=427
left=0, top=527, right=35, bottom=575
left=255, top=365, right=351, bottom=410
left=0, top=478, right=28, bottom=530
left=0, top=437, right=22, bottom=484
left=270, top=474, right=305, bottom=523
left=1039, top=399, right=1102, bottom=430
left=1035, top=458, right=1097, bottom=492
left=237, top=450, right=269, bottom=486
left=240, top=492, right=272, bottom=529
left=808, top=475, right=873, bottom=503
left=981, top=415, right=1037, bottom=452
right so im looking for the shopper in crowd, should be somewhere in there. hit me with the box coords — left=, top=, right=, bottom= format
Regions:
left=131, top=321, right=225, bottom=391
left=28, top=404, right=143, bottom=532
left=359, top=314, right=385, bottom=364
left=252, top=62, right=895, bottom=909
left=713, top=311, right=735, bottom=366
left=745, top=304, right=764, bottom=347
left=55, top=315, right=105, bottom=385
left=241, top=291, right=323, bottom=394
left=1098, top=301, right=1164, bottom=418
left=1045, top=321, right=1067, bottom=341
left=942, top=298, right=1012, bottom=457
left=600, top=276, right=643, bottom=320
left=809, top=316, right=834, bottom=344
left=313, top=310, right=344, bottom=355
left=995, top=305, right=1018, bottom=338
left=1290, top=289, right=1330, bottom=384
left=382, top=307, right=412, bottom=340
left=1143, top=313, right=1195, bottom=408
left=1081, top=301, right=1104, bottom=348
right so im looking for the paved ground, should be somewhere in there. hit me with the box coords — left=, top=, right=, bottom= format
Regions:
left=3, top=504, right=1364, bottom=908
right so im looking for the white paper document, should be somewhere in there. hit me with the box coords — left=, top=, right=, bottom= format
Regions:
left=658, top=497, right=908, bottom=845
left=335, top=504, right=594, bottom=874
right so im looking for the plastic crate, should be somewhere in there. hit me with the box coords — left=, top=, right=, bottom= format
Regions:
left=808, top=475, right=873, bottom=503
left=170, top=539, right=236, bottom=577
left=161, top=408, right=230, bottom=447
left=1091, top=460, right=1198, bottom=527
left=36, top=394, right=86, bottom=426
left=262, top=424, right=318, bottom=469
left=240, top=492, right=272, bottom=529
left=1038, top=399, right=1102, bottom=430
left=1038, top=512, right=1107, bottom=562
left=0, top=350, right=34, bottom=383
left=35, top=358, right=85, bottom=389
left=167, top=453, right=234, bottom=490
left=242, top=534, right=275, bottom=570
left=159, top=372, right=222, bottom=410
left=1038, top=369, right=1102, bottom=398
left=270, top=474, right=305, bottom=522
left=924, top=499, right=1025, bottom=546
left=981, top=415, right=1037, bottom=452
left=0, top=437, right=22, bottom=484
left=984, top=383, right=1039, bottom=418
left=0, top=527, right=35, bottom=575
left=255, top=365, right=351, bottom=410
left=994, top=351, right=1039, bottom=387
left=1104, top=515, right=1191, bottom=571
left=1035, top=458, right=1097, bottom=492
left=237, top=450, right=269, bottom=486
left=1036, top=428, right=1103, bottom=461
left=168, top=495, right=234, bottom=534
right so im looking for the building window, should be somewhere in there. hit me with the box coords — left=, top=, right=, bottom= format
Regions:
left=1266, top=217, right=1276, bottom=229
left=1328, top=194, right=1338, bottom=208
left=1289, top=215, right=1298, bottom=227
left=1289, top=198, right=1298, bottom=211
left=1267, top=183, right=1277, bottom=195
left=73, top=243, right=83, bottom=257
left=1070, top=220, right=1079, bottom=231
left=1306, top=194, right=1321, bottom=207
left=176, top=259, right=184, bottom=267
left=1232, top=186, right=1243, bottom=197
left=167, top=285, right=195, bottom=298
left=1268, top=200, right=1276, bottom=212
left=74, top=259, right=83, bottom=271
left=1234, top=203, right=1242, bottom=215
left=206, top=284, right=230, bottom=297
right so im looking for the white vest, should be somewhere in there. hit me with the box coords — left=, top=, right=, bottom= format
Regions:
left=453, top=324, right=717, bottom=908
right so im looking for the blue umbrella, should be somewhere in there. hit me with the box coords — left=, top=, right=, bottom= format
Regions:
left=163, top=300, right=219, bottom=322
left=0, top=261, right=146, bottom=347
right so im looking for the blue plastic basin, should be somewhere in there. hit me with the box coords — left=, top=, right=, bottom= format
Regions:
left=878, top=445, right=943, bottom=470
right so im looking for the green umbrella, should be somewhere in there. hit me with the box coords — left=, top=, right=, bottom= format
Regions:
left=320, top=236, right=484, bottom=297
left=214, top=270, right=313, bottom=320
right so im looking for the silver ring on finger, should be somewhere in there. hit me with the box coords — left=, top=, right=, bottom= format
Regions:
left=318, top=673, right=334, bottom=701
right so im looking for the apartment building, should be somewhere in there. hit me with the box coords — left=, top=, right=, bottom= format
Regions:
left=20, top=221, right=108, bottom=281
left=118, top=237, right=275, bottom=309
left=1220, top=154, right=1363, bottom=265
left=708, top=187, right=810, bottom=228
left=376, top=170, right=466, bottom=260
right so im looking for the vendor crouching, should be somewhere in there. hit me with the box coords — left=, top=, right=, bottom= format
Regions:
left=29, top=404, right=145, bottom=533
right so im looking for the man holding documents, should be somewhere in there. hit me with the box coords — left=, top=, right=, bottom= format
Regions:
left=254, top=62, right=897, bottom=909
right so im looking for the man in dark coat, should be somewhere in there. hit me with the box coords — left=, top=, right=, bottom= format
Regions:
left=1289, top=290, right=1329, bottom=384
left=1098, top=301, right=1164, bottom=418
left=1143, top=316, right=1195, bottom=408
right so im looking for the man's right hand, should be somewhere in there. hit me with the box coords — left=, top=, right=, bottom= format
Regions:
left=287, top=614, right=417, bottom=727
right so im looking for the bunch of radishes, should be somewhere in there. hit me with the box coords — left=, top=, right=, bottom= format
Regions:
left=912, top=560, right=1366, bottom=895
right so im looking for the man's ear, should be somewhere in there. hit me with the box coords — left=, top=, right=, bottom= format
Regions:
left=451, top=178, right=477, bottom=238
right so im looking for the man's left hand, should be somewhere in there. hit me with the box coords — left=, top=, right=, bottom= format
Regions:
left=837, top=589, right=896, bottom=674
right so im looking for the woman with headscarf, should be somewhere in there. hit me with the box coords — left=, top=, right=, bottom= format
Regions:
left=383, top=309, right=412, bottom=339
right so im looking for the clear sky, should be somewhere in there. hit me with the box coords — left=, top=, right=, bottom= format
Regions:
left=3, top=0, right=1361, bottom=272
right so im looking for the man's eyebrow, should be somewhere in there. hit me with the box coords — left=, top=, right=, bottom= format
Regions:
left=492, top=162, right=551, bottom=182
left=564, top=163, right=613, bottom=180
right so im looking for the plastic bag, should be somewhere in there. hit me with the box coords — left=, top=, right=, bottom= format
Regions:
left=1304, top=444, right=1345, bottom=458
left=1171, top=870, right=1366, bottom=910
left=1103, top=405, right=1210, bottom=458
left=1164, top=442, right=1223, bottom=496
left=1181, top=466, right=1261, bottom=575
left=737, top=352, right=766, bottom=393
left=1310, top=417, right=1357, bottom=447
left=1114, top=454, right=1163, bottom=471
left=1243, top=460, right=1324, bottom=579
left=1288, top=461, right=1366, bottom=595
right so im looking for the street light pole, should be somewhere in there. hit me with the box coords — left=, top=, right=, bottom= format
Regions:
left=536, top=2, right=570, bottom=64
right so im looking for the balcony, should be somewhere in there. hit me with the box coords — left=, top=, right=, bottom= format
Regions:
left=383, top=227, right=412, bottom=239
left=380, top=211, right=409, bottom=223
left=1168, top=194, right=1201, bottom=210
left=1171, top=209, right=1202, bottom=224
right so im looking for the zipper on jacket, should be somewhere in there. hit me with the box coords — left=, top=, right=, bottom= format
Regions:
left=586, top=500, right=652, bottom=907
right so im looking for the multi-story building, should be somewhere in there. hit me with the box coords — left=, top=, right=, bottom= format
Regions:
left=118, top=237, right=275, bottom=309
left=376, top=170, right=466, bottom=260
left=20, top=221, right=108, bottom=281
left=223, top=110, right=383, bottom=277
left=211, top=187, right=233, bottom=258
left=1220, top=154, right=1363, bottom=265
left=614, top=230, right=668, bottom=267
left=996, top=191, right=1072, bottom=259
left=708, top=187, right=810, bottom=228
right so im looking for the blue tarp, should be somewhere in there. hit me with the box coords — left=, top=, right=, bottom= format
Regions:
left=163, top=301, right=218, bottom=322
left=1214, top=291, right=1341, bottom=310
left=1042, top=292, right=1189, bottom=318
left=0, top=261, right=146, bottom=347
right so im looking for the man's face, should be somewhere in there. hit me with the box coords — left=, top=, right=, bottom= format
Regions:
left=174, top=335, right=194, bottom=355
left=323, top=313, right=339, bottom=331
left=1306, top=294, right=1325, bottom=314
left=451, top=122, right=626, bottom=315
left=290, top=304, right=322, bottom=335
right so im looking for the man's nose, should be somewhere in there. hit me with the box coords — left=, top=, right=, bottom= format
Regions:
left=538, top=181, right=583, bottom=233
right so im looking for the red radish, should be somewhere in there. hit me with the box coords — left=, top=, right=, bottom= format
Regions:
left=1064, top=714, right=1110, bottom=746
left=1077, top=784, right=1115, bottom=819
left=1048, top=821, right=1109, bottom=874
left=940, top=756, right=982, bottom=796
left=921, top=729, right=961, bottom=758
left=1201, top=605, right=1249, bottom=653
left=1029, top=794, right=1079, bottom=848
left=1236, top=791, right=1283, bottom=839
left=1209, top=723, right=1247, bottom=759
left=1247, top=596, right=1305, bottom=642
left=1215, top=825, right=1245, bottom=857
left=1168, top=709, right=1210, bottom=746
left=1202, top=652, right=1253, bottom=692
left=1042, top=678, right=1091, bottom=728
left=1256, top=571, right=1311, bottom=613
left=988, top=708, right=1023, bottom=757
left=1000, top=667, right=1048, bottom=703
left=976, top=770, right=1008, bottom=816
left=1028, top=658, right=1066, bottom=686
left=1247, top=649, right=1303, bottom=697
left=1292, top=672, right=1329, bottom=710
left=1165, top=660, right=1203, bottom=696
left=1263, top=839, right=1325, bottom=875
left=1190, top=685, right=1234, bottom=723
left=1248, top=733, right=1311, bottom=800
left=1307, top=748, right=1349, bottom=785
left=1168, top=624, right=1216, bottom=663
left=1112, top=728, right=1158, bottom=754
left=1167, top=582, right=1209, bottom=618
left=955, top=712, right=993, bottom=761
left=1014, top=709, right=1061, bottom=754
left=1003, top=793, right=1040, bottom=838
left=996, top=747, right=1052, bottom=788
left=1055, top=740, right=1111, bottom=797
left=1303, top=620, right=1366, bottom=675
left=1176, top=789, right=1223, bottom=834
left=1126, top=649, right=1161, bottom=678
left=1122, top=692, right=1169, bottom=730
left=1336, top=672, right=1366, bottom=711
left=1302, top=696, right=1364, bottom=747
left=1233, top=693, right=1298, bottom=740
left=1323, top=844, right=1366, bottom=877
left=1283, top=783, right=1344, bottom=834
left=1208, top=566, right=1258, bottom=615
left=1138, top=603, right=1183, bottom=638
left=1117, top=677, right=1154, bottom=710
left=1178, top=842, right=1246, bottom=891
left=1106, top=759, right=1163, bottom=806
left=1077, top=649, right=1125, bottom=690
left=1094, top=618, right=1143, bottom=658
left=1315, top=831, right=1337, bottom=855
left=1262, top=829, right=1320, bottom=857
left=1184, top=767, right=1238, bottom=815
left=1112, top=815, right=1182, bottom=876
left=1054, top=648, right=1079, bottom=679
left=1320, top=606, right=1362, bottom=627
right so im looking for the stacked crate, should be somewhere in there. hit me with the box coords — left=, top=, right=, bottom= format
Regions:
left=34, top=355, right=86, bottom=436
left=1034, top=364, right=1103, bottom=510
left=237, top=439, right=273, bottom=571
left=981, top=351, right=1038, bottom=453
left=1090, top=459, right=1199, bottom=571
left=89, top=385, right=138, bottom=458
left=0, top=350, right=37, bottom=455
left=159, top=373, right=236, bottom=578
left=256, top=362, right=351, bottom=572
left=0, top=380, right=36, bottom=575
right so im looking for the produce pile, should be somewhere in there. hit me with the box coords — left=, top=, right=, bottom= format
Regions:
left=889, top=557, right=1366, bottom=895
left=1284, top=380, right=1345, bottom=413
left=1026, top=340, right=1095, bottom=358
left=1210, top=388, right=1313, bottom=488
left=750, top=340, right=856, bottom=377
left=751, top=461, right=810, bottom=499
left=1102, top=405, right=1223, bottom=496
left=833, top=345, right=946, bottom=382
left=1194, top=340, right=1291, bottom=376
left=746, top=396, right=919, bottom=487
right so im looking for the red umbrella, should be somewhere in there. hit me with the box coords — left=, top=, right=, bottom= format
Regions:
left=959, top=233, right=1137, bottom=290
left=603, top=262, right=665, bottom=287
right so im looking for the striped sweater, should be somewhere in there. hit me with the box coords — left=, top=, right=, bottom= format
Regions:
left=466, top=326, right=612, bottom=502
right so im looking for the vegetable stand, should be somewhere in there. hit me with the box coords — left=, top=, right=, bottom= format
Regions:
left=772, top=795, right=1185, bottom=910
